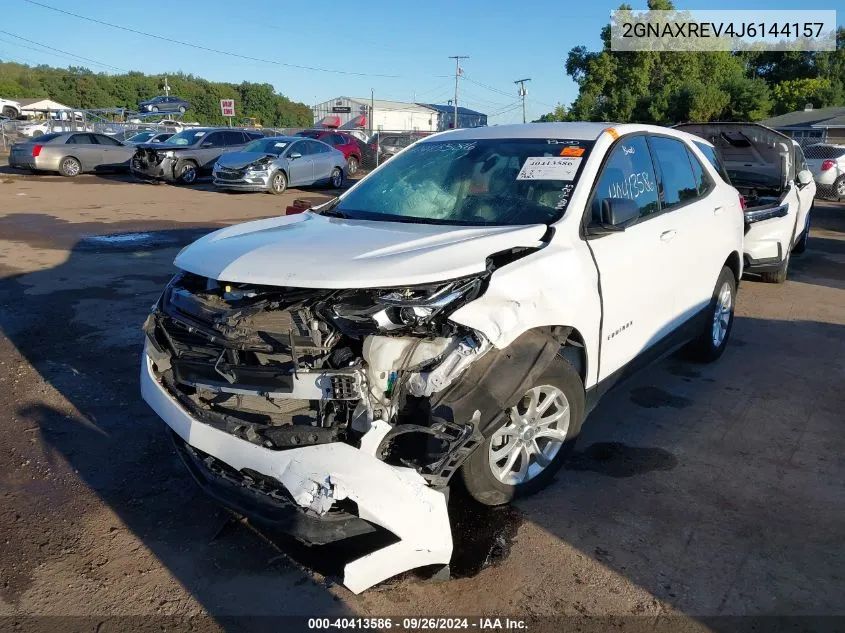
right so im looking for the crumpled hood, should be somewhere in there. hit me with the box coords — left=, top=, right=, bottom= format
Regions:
left=175, top=212, right=547, bottom=288
left=216, top=151, right=277, bottom=170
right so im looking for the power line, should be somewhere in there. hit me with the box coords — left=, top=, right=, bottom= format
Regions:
left=0, top=30, right=130, bottom=72
left=21, top=0, right=402, bottom=78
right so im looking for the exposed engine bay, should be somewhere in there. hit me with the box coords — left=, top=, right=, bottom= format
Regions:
left=143, top=270, right=494, bottom=486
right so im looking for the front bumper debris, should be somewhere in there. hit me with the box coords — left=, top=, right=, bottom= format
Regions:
left=141, top=346, right=453, bottom=593
left=131, top=148, right=178, bottom=182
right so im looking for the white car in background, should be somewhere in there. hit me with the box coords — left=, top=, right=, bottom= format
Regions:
left=677, top=123, right=816, bottom=283
left=0, top=97, right=22, bottom=118
left=142, top=122, right=744, bottom=593
left=804, top=143, right=845, bottom=201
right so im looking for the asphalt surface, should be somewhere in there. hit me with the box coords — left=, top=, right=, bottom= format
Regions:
left=0, top=171, right=843, bottom=632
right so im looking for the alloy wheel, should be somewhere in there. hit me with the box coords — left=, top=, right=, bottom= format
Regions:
left=271, top=173, right=285, bottom=193
left=488, top=385, right=570, bottom=485
left=331, top=169, right=342, bottom=188
left=711, top=281, right=732, bottom=347
left=62, top=158, right=80, bottom=176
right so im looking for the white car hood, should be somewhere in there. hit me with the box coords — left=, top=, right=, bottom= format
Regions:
left=175, top=211, right=547, bottom=288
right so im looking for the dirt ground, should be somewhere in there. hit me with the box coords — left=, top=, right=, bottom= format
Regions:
left=0, top=171, right=843, bottom=632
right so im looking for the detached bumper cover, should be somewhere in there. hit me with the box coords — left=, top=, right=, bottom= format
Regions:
left=140, top=345, right=453, bottom=593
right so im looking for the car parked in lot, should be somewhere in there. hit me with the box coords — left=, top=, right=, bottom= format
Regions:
left=9, top=131, right=136, bottom=176
left=0, top=97, right=21, bottom=118
left=131, top=128, right=263, bottom=184
left=212, top=136, right=346, bottom=194
left=677, top=123, right=815, bottom=283
left=296, top=129, right=362, bottom=176
left=364, top=131, right=430, bottom=165
left=141, top=122, right=744, bottom=593
left=124, top=131, right=174, bottom=144
left=804, top=143, right=845, bottom=201
left=137, top=96, right=191, bottom=114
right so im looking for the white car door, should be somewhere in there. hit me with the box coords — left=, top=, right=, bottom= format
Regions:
left=646, top=134, right=736, bottom=324
left=584, top=134, right=679, bottom=380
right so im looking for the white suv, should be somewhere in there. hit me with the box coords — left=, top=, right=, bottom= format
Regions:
left=141, top=122, right=744, bottom=592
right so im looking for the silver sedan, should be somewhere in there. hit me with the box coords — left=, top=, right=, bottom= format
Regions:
left=8, top=131, right=136, bottom=176
left=212, top=136, right=347, bottom=194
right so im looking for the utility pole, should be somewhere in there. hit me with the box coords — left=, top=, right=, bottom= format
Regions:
left=162, top=76, right=171, bottom=97
left=448, top=55, right=469, bottom=129
left=514, top=78, right=531, bottom=123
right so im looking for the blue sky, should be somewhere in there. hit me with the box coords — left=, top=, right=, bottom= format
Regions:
left=2, top=0, right=842, bottom=123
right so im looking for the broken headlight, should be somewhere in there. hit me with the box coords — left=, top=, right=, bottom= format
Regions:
left=329, top=276, right=485, bottom=333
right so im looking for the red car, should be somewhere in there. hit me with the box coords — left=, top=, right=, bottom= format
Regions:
left=296, top=130, right=362, bottom=176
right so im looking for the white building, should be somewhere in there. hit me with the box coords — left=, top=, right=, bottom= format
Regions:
left=18, top=98, right=74, bottom=116
left=313, top=97, right=439, bottom=133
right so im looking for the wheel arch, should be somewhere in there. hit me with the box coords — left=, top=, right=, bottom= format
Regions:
left=724, top=250, right=741, bottom=286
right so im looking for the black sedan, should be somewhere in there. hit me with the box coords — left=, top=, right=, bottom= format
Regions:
left=137, top=96, right=191, bottom=114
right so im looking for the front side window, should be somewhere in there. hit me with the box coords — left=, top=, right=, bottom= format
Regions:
left=336, top=137, right=593, bottom=226
left=67, top=134, right=96, bottom=144
left=201, top=132, right=224, bottom=147
left=287, top=141, right=308, bottom=157
left=649, top=136, right=699, bottom=210
left=222, top=131, right=245, bottom=146
left=590, top=136, right=659, bottom=223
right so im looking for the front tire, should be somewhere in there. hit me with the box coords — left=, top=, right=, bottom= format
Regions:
left=792, top=205, right=812, bottom=255
left=834, top=175, right=845, bottom=202
left=151, top=106, right=159, bottom=113
left=1, top=106, right=17, bottom=118
left=175, top=160, right=198, bottom=185
left=178, top=106, right=186, bottom=114
left=460, top=356, right=585, bottom=506
left=346, top=156, right=358, bottom=176
left=267, top=170, right=287, bottom=194
left=687, top=266, right=736, bottom=362
left=59, top=156, right=82, bottom=177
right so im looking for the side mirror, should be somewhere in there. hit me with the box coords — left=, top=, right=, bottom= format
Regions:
left=288, top=152, right=302, bottom=160
left=797, top=168, right=813, bottom=188
left=601, top=198, right=640, bottom=229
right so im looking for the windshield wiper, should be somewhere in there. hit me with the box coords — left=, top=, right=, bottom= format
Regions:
left=316, top=197, right=349, bottom=218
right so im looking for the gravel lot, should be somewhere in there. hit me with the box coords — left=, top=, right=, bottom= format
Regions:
left=0, top=171, right=843, bottom=631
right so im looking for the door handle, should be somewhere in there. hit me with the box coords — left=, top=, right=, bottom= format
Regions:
left=660, top=230, right=677, bottom=242
left=714, top=206, right=724, bottom=215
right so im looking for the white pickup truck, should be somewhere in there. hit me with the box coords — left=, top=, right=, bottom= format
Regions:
left=141, top=122, right=744, bottom=592
left=0, top=97, right=21, bottom=118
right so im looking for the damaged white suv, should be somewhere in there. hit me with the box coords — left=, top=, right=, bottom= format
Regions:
left=141, top=123, right=744, bottom=592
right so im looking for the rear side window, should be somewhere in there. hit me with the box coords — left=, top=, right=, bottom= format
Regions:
left=94, top=134, right=122, bottom=146
left=67, top=134, right=96, bottom=144
left=591, top=135, right=659, bottom=222
left=694, top=141, right=731, bottom=184
left=686, top=148, right=711, bottom=196
left=649, top=136, right=699, bottom=210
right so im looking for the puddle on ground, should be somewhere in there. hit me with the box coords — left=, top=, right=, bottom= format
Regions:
left=629, top=386, right=693, bottom=409
left=565, top=441, right=677, bottom=478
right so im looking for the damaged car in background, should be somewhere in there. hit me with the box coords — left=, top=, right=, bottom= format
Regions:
left=213, top=136, right=347, bottom=194
left=142, top=123, right=744, bottom=592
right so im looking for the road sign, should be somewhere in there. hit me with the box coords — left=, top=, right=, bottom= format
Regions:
left=220, top=99, right=235, bottom=117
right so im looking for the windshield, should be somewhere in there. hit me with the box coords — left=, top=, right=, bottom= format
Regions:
left=335, top=138, right=593, bottom=225
left=128, top=132, right=154, bottom=142
left=164, top=129, right=208, bottom=146
left=243, top=138, right=289, bottom=155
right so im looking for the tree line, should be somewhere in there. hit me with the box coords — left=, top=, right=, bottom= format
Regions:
left=0, top=61, right=313, bottom=127
left=539, top=0, right=845, bottom=123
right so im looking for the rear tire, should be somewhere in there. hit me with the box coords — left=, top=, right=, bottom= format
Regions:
left=460, top=356, right=585, bottom=506
left=329, top=167, right=343, bottom=189
left=687, top=266, right=736, bottom=363
left=760, top=250, right=790, bottom=284
left=58, top=156, right=82, bottom=177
